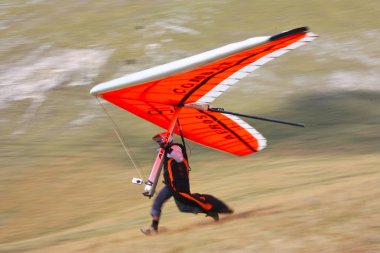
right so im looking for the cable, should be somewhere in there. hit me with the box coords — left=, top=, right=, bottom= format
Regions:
left=95, top=96, right=146, bottom=181
left=176, top=118, right=191, bottom=171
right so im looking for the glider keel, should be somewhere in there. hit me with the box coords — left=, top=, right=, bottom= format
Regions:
left=143, top=107, right=182, bottom=197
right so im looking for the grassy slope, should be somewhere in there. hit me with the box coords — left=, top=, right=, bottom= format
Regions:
left=1, top=153, right=379, bottom=253
left=1, top=0, right=379, bottom=252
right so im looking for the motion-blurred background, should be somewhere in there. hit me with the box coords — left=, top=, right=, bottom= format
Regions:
left=1, top=1, right=379, bottom=252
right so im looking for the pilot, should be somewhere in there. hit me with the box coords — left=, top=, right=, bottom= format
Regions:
left=141, top=132, right=233, bottom=235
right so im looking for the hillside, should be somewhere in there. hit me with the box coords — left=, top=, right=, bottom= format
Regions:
left=1, top=1, right=379, bottom=252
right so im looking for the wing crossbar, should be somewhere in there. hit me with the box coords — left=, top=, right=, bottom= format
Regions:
left=209, top=107, right=304, bottom=127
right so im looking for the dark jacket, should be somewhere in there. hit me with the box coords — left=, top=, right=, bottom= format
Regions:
left=163, top=143, right=232, bottom=213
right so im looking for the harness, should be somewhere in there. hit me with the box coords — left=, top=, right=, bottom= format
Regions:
left=162, top=143, right=213, bottom=211
left=163, top=143, right=190, bottom=192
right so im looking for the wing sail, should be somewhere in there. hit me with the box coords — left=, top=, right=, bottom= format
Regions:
left=91, top=27, right=317, bottom=156
left=102, top=98, right=265, bottom=155
left=177, top=109, right=267, bottom=155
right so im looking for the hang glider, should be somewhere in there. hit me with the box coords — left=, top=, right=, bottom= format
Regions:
left=91, top=27, right=317, bottom=155
left=91, top=27, right=318, bottom=196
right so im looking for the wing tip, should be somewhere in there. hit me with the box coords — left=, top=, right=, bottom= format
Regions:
left=269, top=27, right=309, bottom=41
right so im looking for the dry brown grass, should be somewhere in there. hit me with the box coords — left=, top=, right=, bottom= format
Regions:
left=1, top=153, right=379, bottom=253
left=1, top=1, right=379, bottom=252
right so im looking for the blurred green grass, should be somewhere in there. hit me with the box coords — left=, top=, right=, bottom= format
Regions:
left=1, top=0, right=380, bottom=252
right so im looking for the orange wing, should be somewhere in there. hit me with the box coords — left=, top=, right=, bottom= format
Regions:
left=92, top=27, right=318, bottom=156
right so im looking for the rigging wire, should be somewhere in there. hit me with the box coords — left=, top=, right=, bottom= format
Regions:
left=176, top=118, right=191, bottom=171
left=95, top=96, right=146, bottom=181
